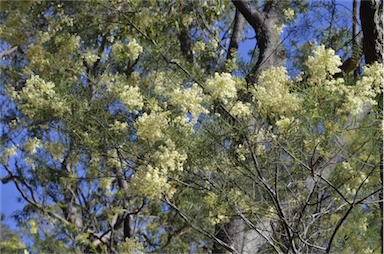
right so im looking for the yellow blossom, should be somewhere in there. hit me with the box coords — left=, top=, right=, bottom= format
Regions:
left=83, top=50, right=100, bottom=66
left=107, top=80, right=143, bottom=112
left=28, top=220, right=38, bottom=234
left=5, top=145, right=17, bottom=158
left=283, top=8, right=295, bottom=22
left=109, top=120, right=129, bottom=135
left=45, top=142, right=65, bottom=161
left=151, top=139, right=187, bottom=172
left=111, top=39, right=143, bottom=62
left=339, top=63, right=383, bottom=116
left=24, top=137, right=42, bottom=155
left=205, top=72, right=237, bottom=104
left=230, top=101, right=252, bottom=120
left=193, top=41, right=206, bottom=54
left=135, top=112, right=169, bottom=144
left=14, top=75, right=68, bottom=118
left=252, top=66, right=301, bottom=118
left=275, top=116, right=295, bottom=131
left=131, top=165, right=170, bottom=199
left=306, top=45, right=342, bottom=85
left=169, top=84, right=208, bottom=123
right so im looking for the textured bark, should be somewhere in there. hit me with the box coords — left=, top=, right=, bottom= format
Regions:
left=233, top=0, right=286, bottom=84
left=360, top=0, right=383, bottom=64
left=178, top=27, right=194, bottom=64
left=353, top=0, right=359, bottom=43
left=227, top=10, right=246, bottom=60
left=360, top=2, right=383, bottom=253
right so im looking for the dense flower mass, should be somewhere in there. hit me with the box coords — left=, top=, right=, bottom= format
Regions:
left=131, top=165, right=170, bottom=199
left=135, top=112, right=169, bottom=144
left=108, top=82, right=144, bottom=113
left=150, top=139, right=187, bottom=172
left=306, top=45, right=342, bottom=85
left=230, top=101, right=252, bottom=119
left=0, top=2, right=382, bottom=253
left=24, top=137, right=42, bottom=155
left=11, top=75, right=69, bottom=118
left=169, top=84, right=208, bottom=123
left=111, top=39, right=143, bottom=62
left=340, top=62, right=383, bottom=116
left=252, top=66, right=301, bottom=118
left=205, top=72, right=237, bottom=104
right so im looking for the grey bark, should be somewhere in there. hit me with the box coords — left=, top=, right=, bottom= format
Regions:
left=212, top=1, right=287, bottom=253
left=227, top=10, right=246, bottom=60
left=233, top=0, right=286, bottom=84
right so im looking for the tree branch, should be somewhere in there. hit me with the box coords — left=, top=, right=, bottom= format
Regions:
left=0, top=46, right=18, bottom=59
left=227, top=9, right=246, bottom=60
left=232, top=1, right=263, bottom=30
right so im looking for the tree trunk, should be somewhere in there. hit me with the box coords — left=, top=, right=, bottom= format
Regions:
left=227, top=10, right=246, bottom=60
left=360, top=0, right=383, bottom=64
left=212, top=1, right=286, bottom=253
left=233, top=1, right=286, bottom=84
left=360, top=0, right=384, bottom=252
left=360, top=1, right=383, bottom=253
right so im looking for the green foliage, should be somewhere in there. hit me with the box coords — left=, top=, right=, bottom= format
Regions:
left=0, top=1, right=381, bottom=253
left=0, top=219, right=26, bottom=254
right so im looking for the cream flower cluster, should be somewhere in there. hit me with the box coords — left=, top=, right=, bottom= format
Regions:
left=275, top=116, right=295, bottom=131
left=306, top=45, right=342, bottom=85
left=205, top=72, right=237, bottom=104
left=130, top=140, right=186, bottom=199
left=135, top=112, right=169, bottom=144
left=230, top=101, right=252, bottom=120
left=169, top=84, right=208, bottom=123
left=131, top=165, right=170, bottom=199
left=14, top=75, right=68, bottom=118
left=252, top=67, right=301, bottom=118
left=340, top=62, right=383, bottom=116
left=45, top=142, right=65, bottom=161
left=111, top=39, right=143, bottom=62
left=283, top=8, right=295, bottom=22
left=151, top=139, right=187, bottom=172
left=126, top=39, right=143, bottom=61
left=24, top=137, right=42, bottom=155
left=150, top=72, right=207, bottom=125
left=5, top=145, right=17, bottom=158
left=108, top=83, right=144, bottom=113
left=193, top=41, right=206, bottom=54
left=109, top=120, right=129, bottom=136
left=83, top=49, right=100, bottom=66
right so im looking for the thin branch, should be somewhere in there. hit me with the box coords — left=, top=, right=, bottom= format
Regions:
left=0, top=46, right=18, bottom=59
left=234, top=206, right=284, bottom=254
left=232, top=1, right=263, bottom=31
left=163, top=195, right=239, bottom=254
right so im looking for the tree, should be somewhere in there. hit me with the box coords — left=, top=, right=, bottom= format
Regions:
left=0, top=213, right=27, bottom=254
left=0, top=1, right=382, bottom=253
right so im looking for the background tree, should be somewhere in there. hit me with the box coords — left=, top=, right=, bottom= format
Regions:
left=0, top=1, right=382, bottom=253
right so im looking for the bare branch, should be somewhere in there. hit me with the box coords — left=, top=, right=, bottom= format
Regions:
left=163, top=195, right=239, bottom=254
left=227, top=9, right=246, bottom=60
left=0, top=46, right=17, bottom=59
